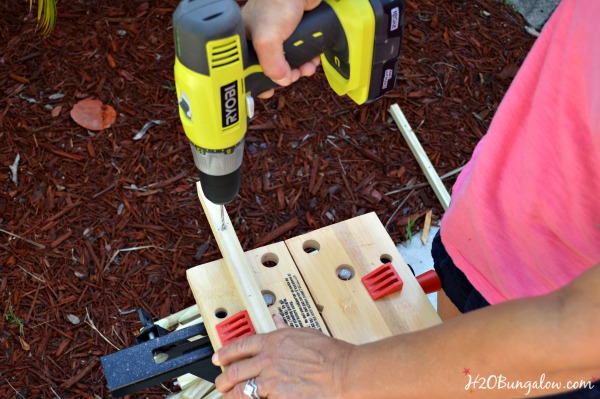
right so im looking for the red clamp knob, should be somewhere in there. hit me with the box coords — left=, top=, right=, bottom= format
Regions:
left=416, top=270, right=442, bottom=294
left=216, top=310, right=256, bottom=346
left=361, top=263, right=404, bottom=300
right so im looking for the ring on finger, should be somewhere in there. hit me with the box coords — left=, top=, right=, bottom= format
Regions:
left=243, top=377, right=261, bottom=399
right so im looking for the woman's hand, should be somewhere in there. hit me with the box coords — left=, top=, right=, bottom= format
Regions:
left=213, top=315, right=354, bottom=398
left=242, top=0, right=322, bottom=98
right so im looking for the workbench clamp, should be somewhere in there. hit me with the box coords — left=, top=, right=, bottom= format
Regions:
left=100, top=309, right=220, bottom=397
left=216, top=310, right=257, bottom=346
left=361, top=263, right=404, bottom=300
left=136, top=307, right=169, bottom=343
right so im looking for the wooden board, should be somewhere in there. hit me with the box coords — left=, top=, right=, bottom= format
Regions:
left=285, top=212, right=440, bottom=343
left=187, top=242, right=329, bottom=353
left=188, top=212, right=439, bottom=347
left=182, top=212, right=441, bottom=398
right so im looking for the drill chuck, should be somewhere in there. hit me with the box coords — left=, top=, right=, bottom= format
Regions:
left=189, top=140, right=244, bottom=204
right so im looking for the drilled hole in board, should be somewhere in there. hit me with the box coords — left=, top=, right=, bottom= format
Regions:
left=262, top=290, right=276, bottom=307
left=302, top=239, right=320, bottom=254
left=215, top=308, right=228, bottom=319
left=336, top=265, right=355, bottom=281
left=380, top=254, right=393, bottom=264
left=261, top=253, right=279, bottom=268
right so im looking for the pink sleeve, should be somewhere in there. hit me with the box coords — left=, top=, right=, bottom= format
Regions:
left=441, top=0, right=600, bottom=304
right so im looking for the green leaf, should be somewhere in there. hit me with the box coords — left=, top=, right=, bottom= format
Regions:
left=32, top=0, right=57, bottom=35
left=406, top=216, right=418, bottom=242
left=5, top=304, right=24, bottom=335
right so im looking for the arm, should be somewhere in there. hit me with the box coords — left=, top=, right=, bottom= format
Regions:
left=242, top=0, right=321, bottom=97
left=346, top=263, right=600, bottom=398
left=213, top=264, right=600, bottom=398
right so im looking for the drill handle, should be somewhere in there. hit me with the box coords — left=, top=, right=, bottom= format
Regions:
left=245, top=1, right=346, bottom=97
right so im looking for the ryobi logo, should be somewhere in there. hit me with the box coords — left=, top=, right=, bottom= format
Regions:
left=382, top=68, right=394, bottom=90
left=390, top=7, right=400, bottom=31
left=221, top=81, right=239, bottom=128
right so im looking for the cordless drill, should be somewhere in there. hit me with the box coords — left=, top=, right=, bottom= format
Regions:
left=173, top=0, right=405, bottom=205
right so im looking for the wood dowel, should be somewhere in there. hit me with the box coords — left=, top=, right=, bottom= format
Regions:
left=196, top=182, right=276, bottom=333
left=390, top=104, right=451, bottom=210
left=156, top=305, right=201, bottom=329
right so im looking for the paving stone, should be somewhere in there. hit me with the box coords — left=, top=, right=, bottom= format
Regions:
left=509, top=0, right=560, bottom=30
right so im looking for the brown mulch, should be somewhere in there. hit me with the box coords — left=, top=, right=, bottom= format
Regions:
left=0, top=0, right=535, bottom=397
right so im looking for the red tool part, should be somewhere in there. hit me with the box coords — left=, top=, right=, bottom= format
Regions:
left=361, top=263, right=404, bottom=300
left=216, top=310, right=256, bottom=346
left=416, top=270, right=441, bottom=294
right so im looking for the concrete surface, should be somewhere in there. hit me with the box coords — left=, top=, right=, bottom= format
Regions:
left=509, top=0, right=560, bottom=30
left=396, top=226, right=440, bottom=311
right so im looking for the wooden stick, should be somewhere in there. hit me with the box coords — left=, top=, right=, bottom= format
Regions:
left=196, top=182, right=276, bottom=333
left=156, top=305, right=201, bottom=330
left=420, top=209, right=433, bottom=245
left=389, top=104, right=451, bottom=210
left=0, top=228, right=46, bottom=249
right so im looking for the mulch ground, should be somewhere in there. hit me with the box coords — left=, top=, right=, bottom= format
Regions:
left=0, top=0, right=535, bottom=397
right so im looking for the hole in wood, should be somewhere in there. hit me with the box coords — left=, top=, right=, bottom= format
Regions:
left=302, top=239, right=320, bottom=254
left=336, top=265, right=355, bottom=281
left=215, top=308, right=228, bottom=319
left=261, top=253, right=279, bottom=268
left=380, top=254, right=393, bottom=264
left=262, top=290, right=276, bottom=307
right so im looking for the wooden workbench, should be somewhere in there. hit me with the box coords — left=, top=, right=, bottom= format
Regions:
left=173, top=211, right=441, bottom=399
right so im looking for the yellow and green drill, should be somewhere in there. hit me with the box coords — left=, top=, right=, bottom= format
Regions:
left=173, top=0, right=405, bottom=205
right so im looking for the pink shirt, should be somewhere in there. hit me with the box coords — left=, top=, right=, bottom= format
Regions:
left=441, top=0, right=600, bottom=305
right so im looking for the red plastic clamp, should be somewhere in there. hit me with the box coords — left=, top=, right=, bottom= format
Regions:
left=361, top=263, right=404, bottom=300
left=216, top=310, right=256, bottom=346
left=416, top=270, right=442, bottom=294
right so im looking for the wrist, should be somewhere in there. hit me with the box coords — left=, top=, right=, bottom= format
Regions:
left=335, top=343, right=362, bottom=399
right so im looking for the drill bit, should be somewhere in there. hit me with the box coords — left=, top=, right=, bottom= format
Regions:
left=220, top=205, right=226, bottom=230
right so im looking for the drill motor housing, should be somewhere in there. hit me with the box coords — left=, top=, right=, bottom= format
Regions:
left=173, top=0, right=405, bottom=204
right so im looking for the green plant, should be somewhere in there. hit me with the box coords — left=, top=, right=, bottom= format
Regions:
left=4, top=304, right=24, bottom=335
left=406, top=216, right=418, bottom=242
left=162, top=81, right=176, bottom=91
left=504, top=0, right=519, bottom=13
left=29, top=0, right=57, bottom=35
